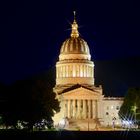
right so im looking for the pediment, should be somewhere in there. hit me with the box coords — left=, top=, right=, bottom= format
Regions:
left=62, top=87, right=103, bottom=100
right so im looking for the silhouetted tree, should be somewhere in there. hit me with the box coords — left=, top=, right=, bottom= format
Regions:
left=22, top=79, right=60, bottom=130
left=0, top=83, right=14, bottom=128
left=1, top=69, right=60, bottom=130
left=119, top=87, right=140, bottom=125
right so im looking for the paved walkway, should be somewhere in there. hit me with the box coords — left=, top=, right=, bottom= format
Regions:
left=65, top=119, right=125, bottom=131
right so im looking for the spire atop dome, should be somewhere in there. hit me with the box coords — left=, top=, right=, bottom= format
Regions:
left=73, top=11, right=76, bottom=21
left=71, top=11, right=79, bottom=38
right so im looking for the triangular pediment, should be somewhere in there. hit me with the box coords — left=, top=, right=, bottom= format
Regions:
left=62, top=87, right=103, bottom=100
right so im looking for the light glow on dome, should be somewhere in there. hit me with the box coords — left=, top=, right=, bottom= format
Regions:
left=55, top=12, right=95, bottom=85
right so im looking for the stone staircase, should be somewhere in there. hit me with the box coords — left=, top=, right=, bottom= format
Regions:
left=67, top=119, right=101, bottom=131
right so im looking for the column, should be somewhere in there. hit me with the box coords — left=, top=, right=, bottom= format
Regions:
left=81, top=100, right=83, bottom=118
left=64, top=100, right=67, bottom=117
left=87, top=66, right=89, bottom=77
left=92, top=100, right=95, bottom=119
left=95, top=100, right=98, bottom=118
left=72, top=99, right=76, bottom=118
left=81, top=65, right=83, bottom=77
left=63, top=66, right=64, bottom=77
left=62, top=66, right=64, bottom=77
left=90, top=67, right=92, bottom=77
left=85, top=65, right=87, bottom=77
left=86, top=66, right=87, bottom=77
left=60, top=66, right=62, bottom=77
left=65, top=100, right=68, bottom=117
left=70, top=65, right=72, bottom=77
left=68, top=65, right=70, bottom=77
left=74, top=65, right=76, bottom=77
left=77, top=65, right=79, bottom=77
left=67, top=100, right=71, bottom=118
left=75, top=65, right=77, bottom=77
left=79, top=65, right=81, bottom=77
left=62, top=66, right=63, bottom=77
left=88, top=66, right=90, bottom=77
left=88, top=100, right=91, bottom=118
left=83, top=65, right=85, bottom=77
left=63, top=66, right=65, bottom=77
left=71, top=100, right=73, bottom=117
left=64, top=66, right=66, bottom=77
left=89, top=66, right=90, bottom=77
left=91, top=67, right=93, bottom=77
left=66, top=65, right=68, bottom=77
left=83, top=100, right=87, bottom=119
left=77, top=100, right=81, bottom=119
left=88, top=66, right=89, bottom=77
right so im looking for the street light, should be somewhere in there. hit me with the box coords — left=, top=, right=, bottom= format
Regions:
left=131, top=103, right=137, bottom=124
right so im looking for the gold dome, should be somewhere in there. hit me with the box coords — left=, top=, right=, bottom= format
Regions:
left=56, top=12, right=94, bottom=86
left=60, top=37, right=90, bottom=54
left=60, top=12, right=90, bottom=56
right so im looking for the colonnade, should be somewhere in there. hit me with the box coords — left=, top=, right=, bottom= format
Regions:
left=64, top=99, right=98, bottom=119
left=56, top=64, right=94, bottom=78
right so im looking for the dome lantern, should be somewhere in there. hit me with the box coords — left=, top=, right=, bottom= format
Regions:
left=70, top=11, right=79, bottom=38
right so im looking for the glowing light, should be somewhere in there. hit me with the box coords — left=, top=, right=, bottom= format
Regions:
left=111, top=106, right=114, bottom=109
left=59, top=119, right=65, bottom=126
left=58, top=118, right=69, bottom=129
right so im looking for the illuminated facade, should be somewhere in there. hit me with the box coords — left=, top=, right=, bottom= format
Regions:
left=53, top=13, right=123, bottom=129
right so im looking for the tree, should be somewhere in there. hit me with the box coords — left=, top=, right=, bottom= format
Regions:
left=0, top=83, right=15, bottom=128
left=16, top=79, right=60, bottom=130
left=119, top=87, right=140, bottom=125
left=26, top=79, right=60, bottom=130
left=0, top=83, right=7, bottom=114
left=1, top=70, right=60, bottom=130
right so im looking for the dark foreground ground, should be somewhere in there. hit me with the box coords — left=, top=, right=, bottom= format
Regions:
left=0, top=130, right=140, bottom=140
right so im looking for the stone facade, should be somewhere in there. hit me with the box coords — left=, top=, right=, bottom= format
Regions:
left=53, top=15, right=123, bottom=129
left=102, top=97, right=123, bottom=126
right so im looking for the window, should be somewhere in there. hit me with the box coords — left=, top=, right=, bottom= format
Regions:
left=116, top=106, right=119, bottom=110
left=106, top=112, right=109, bottom=115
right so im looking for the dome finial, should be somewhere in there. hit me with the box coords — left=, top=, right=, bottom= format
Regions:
left=71, top=11, right=79, bottom=38
left=73, top=11, right=76, bottom=21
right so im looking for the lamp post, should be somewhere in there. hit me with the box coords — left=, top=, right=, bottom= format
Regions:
left=134, top=105, right=137, bottom=125
left=131, top=103, right=137, bottom=125
left=112, top=117, right=116, bottom=130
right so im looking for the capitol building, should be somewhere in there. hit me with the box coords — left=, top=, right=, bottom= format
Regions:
left=53, top=13, right=123, bottom=130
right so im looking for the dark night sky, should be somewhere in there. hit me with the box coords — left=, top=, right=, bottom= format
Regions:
left=0, top=0, right=140, bottom=96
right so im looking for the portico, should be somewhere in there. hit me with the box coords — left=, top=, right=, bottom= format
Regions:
left=64, top=99, right=97, bottom=119
left=60, top=86, right=103, bottom=120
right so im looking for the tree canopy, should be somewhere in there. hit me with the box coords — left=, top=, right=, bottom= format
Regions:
left=119, top=87, right=140, bottom=124
left=0, top=69, right=60, bottom=130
